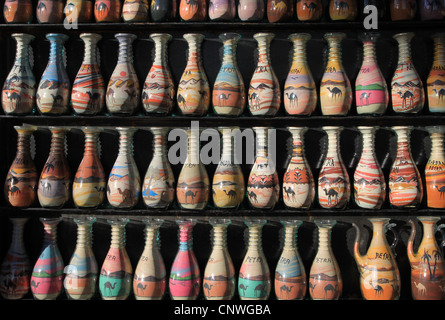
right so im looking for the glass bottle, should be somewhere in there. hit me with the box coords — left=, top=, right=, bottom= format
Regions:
left=94, top=0, right=121, bottom=22
left=106, top=33, right=140, bottom=116
left=72, top=33, right=105, bottom=116
left=296, top=0, right=322, bottom=21
left=177, top=33, right=210, bottom=116
left=248, top=33, right=281, bottom=117
left=150, top=0, right=177, bottom=21
left=267, top=0, right=293, bottom=22
left=179, top=0, right=206, bottom=21
left=133, top=218, right=166, bottom=300
left=390, top=0, right=417, bottom=20
left=4, top=125, right=38, bottom=208
left=355, top=32, right=389, bottom=116
left=320, top=32, right=352, bottom=116
left=107, top=127, right=140, bottom=209
left=176, top=128, right=209, bottom=210
left=123, top=0, right=148, bottom=21
left=212, top=127, right=245, bottom=209
left=2, top=33, right=36, bottom=115
left=309, top=219, right=342, bottom=300
left=0, top=218, right=30, bottom=300
left=391, top=32, right=425, bottom=114
left=99, top=218, right=133, bottom=300
left=408, top=217, right=445, bottom=300
left=275, top=220, right=307, bottom=300
left=212, top=33, right=246, bottom=117
left=37, top=33, right=70, bottom=115
left=64, top=216, right=98, bottom=300
left=36, top=0, right=64, bottom=23
left=238, top=219, right=270, bottom=300
left=37, top=126, right=71, bottom=209
left=353, top=218, right=401, bottom=300
left=353, top=126, right=386, bottom=210
left=427, top=33, right=445, bottom=114
left=73, top=127, right=106, bottom=209
left=3, top=0, right=33, bottom=23
left=284, top=33, right=317, bottom=116
left=318, top=126, right=350, bottom=210
left=283, top=127, right=315, bottom=209
left=169, top=219, right=201, bottom=300
left=329, top=0, right=357, bottom=21
left=64, top=0, right=93, bottom=23
left=209, top=0, right=235, bottom=21
left=419, top=0, right=443, bottom=20
left=142, top=33, right=175, bottom=115
left=389, top=126, right=423, bottom=209
left=142, top=127, right=175, bottom=209
left=238, top=0, right=264, bottom=21
left=30, top=218, right=64, bottom=300
left=247, top=127, right=280, bottom=210
left=203, top=218, right=235, bottom=300
left=425, top=126, right=445, bottom=208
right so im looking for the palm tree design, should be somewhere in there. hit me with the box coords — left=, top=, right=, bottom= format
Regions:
left=421, top=248, right=442, bottom=280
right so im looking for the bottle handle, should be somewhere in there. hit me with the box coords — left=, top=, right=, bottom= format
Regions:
left=385, top=223, right=399, bottom=256
left=437, top=224, right=445, bottom=248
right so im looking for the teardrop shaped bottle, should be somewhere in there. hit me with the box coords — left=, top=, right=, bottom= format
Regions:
left=284, top=33, right=317, bottom=116
left=212, top=126, right=245, bottom=209
left=391, top=32, right=425, bottom=114
left=176, top=128, right=209, bottom=210
left=133, top=218, right=166, bottom=300
left=275, top=220, right=307, bottom=300
left=320, top=32, right=352, bottom=116
left=106, top=33, right=140, bottom=116
left=2, top=33, right=36, bottom=115
left=237, top=0, right=264, bottom=21
left=283, top=127, right=315, bottom=209
left=209, top=0, right=235, bottom=21
left=150, top=0, right=177, bottom=21
left=99, top=218, right=133, bottom=300
left=425, top=126, right=445, bottom=208
left=179, top=0, right=206, bottom=20
left=203, top=218, right=235, bottom=300
left=177, top=33, right=210, bottom=116
left=73, top=127, right=106, bottom=209
left=353, top=126, right=386, bottom=209
left=107, top=127, right=141, bottom=209
left=355, top=32, right=389, bottom=116
left=0, top=218, right=31, bottom=300
left=169, top=219, right=201, bottom=300
left=238, top=219, right=270, bottom=300
left=94, top=0, right=121, bottom=22
left=142, top=127, right=175, bottom=209
left=4, top=0, right=33, bottom=23
left=390, top=0, right=417, bottom=21
left=64, top=0, right=93, bottom=23
left=317, top=126, right=350, bottom=209
left=427, top=33, right=445, bottom=114
left=36, top=0, right=64, bottom=23
left=296, top=0, right=322, bottom=21
left=37, top=33, right=70, bottom=115
left=309, top=219, right=342, bottom=300
left=248, top=33, right=281, bottom=117
left=37, top=127, right=71, bottom=209
left=389, top=126, right=423, bottom=209
left=329, top=0, right=357, bottom=21
left=266, top=0, right=293, bottom=22
left=64, top=216, right=98, bottom=300
left=122, top=0, right=149, bottom=21
left=247, top=127, right=280, bottom=210
left=5, top=125, right=38, bottom=208
left=31, top=218, right=64, bottom=300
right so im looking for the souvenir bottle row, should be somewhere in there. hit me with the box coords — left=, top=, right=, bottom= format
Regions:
left=5, top=124, right=445, bottom=211
left=3, top=0, right=445, bottom=24
left=1, top=216, right=444, bottom=300
left=3, top=31, right=445, bottom=117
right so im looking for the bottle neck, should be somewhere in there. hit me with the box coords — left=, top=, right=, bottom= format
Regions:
left=291, top=132, right=304, bottom=158
left=76, top=224, right=93, bottom=248
left=110, top=225, right=126, bottom=249
left=83, top=131, right=99, bottom=155
left=212, top=225, right=228, bottom=250
left=256, top=130, right=269, bottom=157
left=248, top=226, right=263, bottom=251
left=430, top=132, right=444, bottom=156
left=283, top=226, right=297, bottom=250
left=397, top=38, right=412, bottom=64
left=49, top=131, right=66, bottom=156
left=317, top=227, right=332, bottom=252
left=49, top=40, right=65, bottom=65
left=257, top=38, right=271, bottom=66
left=178, top=224, right=194, bottom=251
left=421, top=222, right=437, bottom=241
left=291, top=39, right=307, bottom=64
left=433, top=37, right=445, bottom=64
left=222, top=39, right=237, bottom=65
left=153, top=133, right=167, bottom=157
left=186, top=38, right=202, bottom=68
left=395, top=129, right=411, bottom=156
left=221, top=131, right=234, bottom=163
left=327, top=39, right=343, bottom=63
left=10, top=219, right=26, bottom=249
left=326, top=130, right=340, bottom=157
left=187, top=131, right=201, bottom=164
left=360, top=130, right=376, bottom=158
left=14, top=37, right=31, bottom=65
left=43, top=221, right=58, bottom=246
left=118, top=131, right=134, bottom=156
left=145, top=226, right=161, bottom=249
left=16, top=132, right=32, bottom=156
left=117, top=38, right=134, bottom=64
left=362, top=41, right=377, bottom=63
left=82, top=38, right=99, bottom=65
left=153, top=37, right=168, bottom=65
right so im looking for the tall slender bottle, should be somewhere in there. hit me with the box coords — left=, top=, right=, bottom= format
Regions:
left=2, top=33, right=36, bottom=115
left=353, top=126, right=386, bottom=209
left=0, top=218, right=31, bottom=300
left=309, top=219, right=342, bottom=300
left=275, top=220, right=307, bottom=300
left=320, top=32, right=352, bottom=116
left=203, top=218, right=235, bottom=300
left=99, top=218, right=133, bottom=300
left=427, top=33, right=445, bottom=114
left=425, top=126, right=445, bottom=208
left=391, top=33, right=424, bottom=114
left=133, top=218, right=166, bottom=300
left=5, top=125, right=38, bottom=208
left=64, top=216, right=98, bottom=300
left=169, top=219, right=201, bottom=300
left=31, top=218, right=64, bottom=300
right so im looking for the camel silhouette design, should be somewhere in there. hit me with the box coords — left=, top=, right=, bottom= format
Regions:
left=185, top=190, right=198, bottom=204
left=117, top=188, right=134, bottom=205
left=371, top=282, right=383, bottom=296
left=434, top=185, right=445, bottom=198
left=324, top=284, right=337, bottom=298
left=360, top=92, right=372, bottom=105
left=218, top=93, right=231, bottom=106
left=248, top=92, right=260, bottom=110
left=31, top=280, right=40, bottom=290
left=397, top=90, right=414, bottom=109
left=203, top=283, right=213, bottom=296
left=239, top=284, right=248, bottom=296
left=302, top=1, right=317, bottom=14
left=248, top=190, right=258, bottom=203
left=103, top=281, right=117, bottom=296
left=51, top=94, right=64, bottom=109
left=323, top=188, right=339, bottom=205
left=309, top=282, right=316, bottom=294
left=283, top=186, right=296, bottom=201
left=254, top=284, right=265, bottom=298
left=413, top=282, right=426, bottom=296
left=223, top=189, right=237, bottom=199
left=286, top=92, right=299, bottom=107
left=280, top=284, right=294, bottom=298
left=136, top=283, right=147, bottom=295
left=433, top=88, right=445, bottom=102
left=327, top=87, right=342, bottom=100
left=334, top=0, right=349, bottom=14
